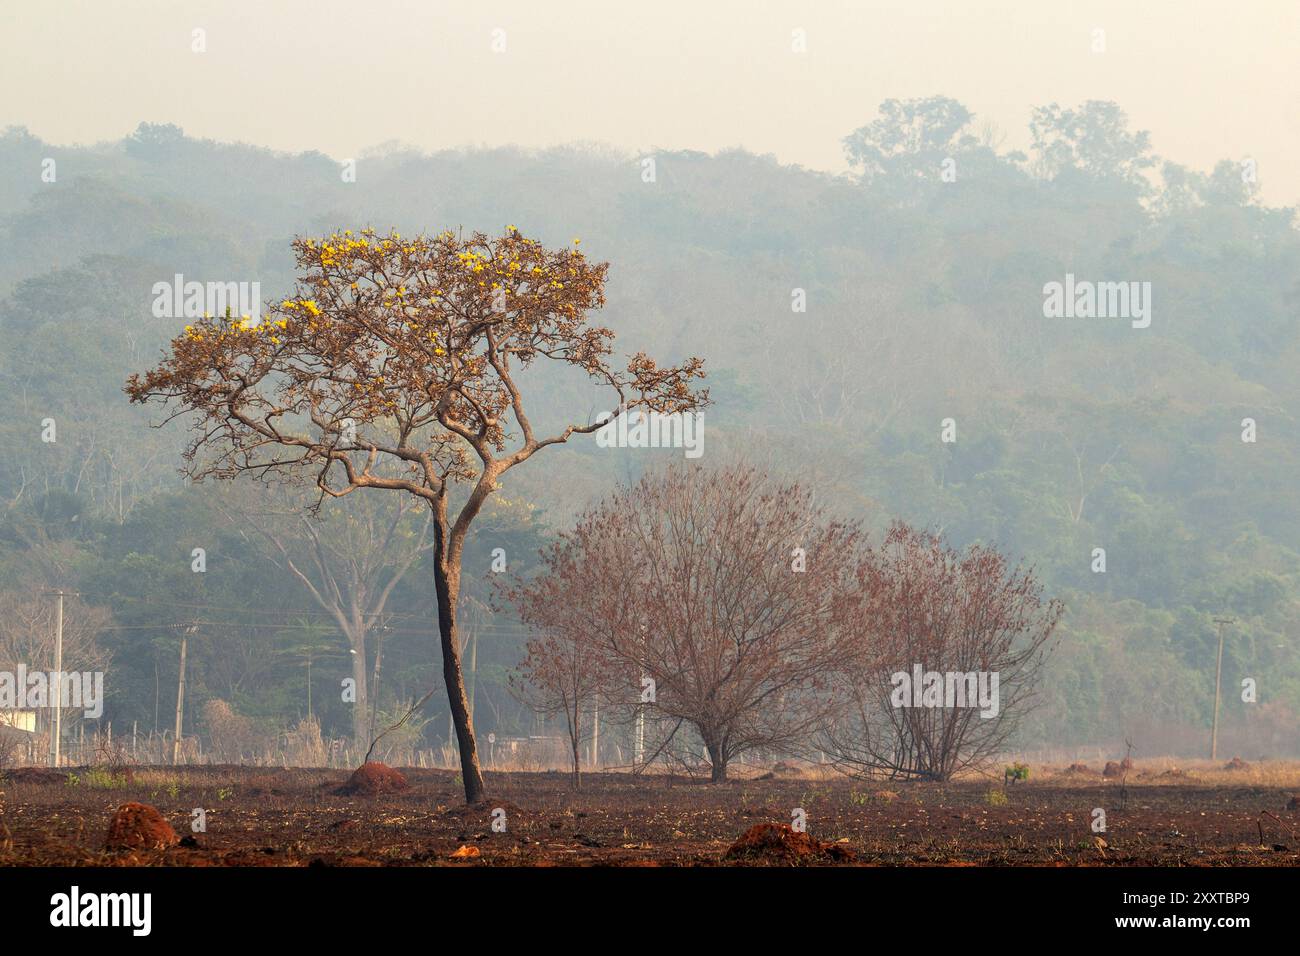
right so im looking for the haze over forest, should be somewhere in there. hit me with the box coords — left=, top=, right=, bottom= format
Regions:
left=1, top=86, right=1297, bottom=758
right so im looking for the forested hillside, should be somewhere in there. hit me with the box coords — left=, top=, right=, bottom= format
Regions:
left=2, top=98, right=1297, bottom=756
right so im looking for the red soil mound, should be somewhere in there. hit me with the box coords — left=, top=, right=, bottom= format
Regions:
left=105, top=802, right=179, bottom=851
left=724, top=823, right=855, bottom=864
left=338, top=762, right=410, bottom=796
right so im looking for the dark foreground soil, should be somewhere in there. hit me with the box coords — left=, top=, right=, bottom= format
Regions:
left=2, top=765, right=1297, bottom=866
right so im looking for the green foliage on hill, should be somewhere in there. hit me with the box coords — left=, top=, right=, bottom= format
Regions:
left=1, top=99, right=1296, bottom=752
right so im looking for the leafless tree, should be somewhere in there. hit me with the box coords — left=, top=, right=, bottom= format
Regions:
left=824, top=523, right=1063, bottom=781
left=0, top=586, right=112, bottom=750
left=508, top=629, right=602, bottom=788
left=0, top=587, right=111, bottom=676
left=221, top=484, right=432, bottom=744
left=508, top=461, right=870, bottom=782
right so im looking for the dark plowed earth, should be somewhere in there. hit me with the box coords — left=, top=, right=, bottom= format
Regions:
left=1, top=767, right=1296, bottom=866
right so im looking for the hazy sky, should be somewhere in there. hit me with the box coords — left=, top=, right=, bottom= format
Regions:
left=3, top=0, right=1297, bottom=204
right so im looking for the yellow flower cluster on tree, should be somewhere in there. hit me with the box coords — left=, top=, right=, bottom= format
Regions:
left=128, top=225, right=705, bottom=482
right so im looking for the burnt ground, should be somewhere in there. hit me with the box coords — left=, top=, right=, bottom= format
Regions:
left=1, top=765, right=1297, bottom=866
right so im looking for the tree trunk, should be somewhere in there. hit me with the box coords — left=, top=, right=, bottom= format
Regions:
left=706, top=739, right=728, bottom=782
left=434, top=557, right=485, bottom=804
left=347, top=630, right=369, bottom=746
left=566, top=697, right=582, bottom=790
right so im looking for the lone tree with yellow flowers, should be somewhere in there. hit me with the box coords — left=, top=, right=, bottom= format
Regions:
left=127, top=227, right=708, bottom=803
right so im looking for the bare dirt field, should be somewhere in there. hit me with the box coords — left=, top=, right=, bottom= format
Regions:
left=2, top=762, right=1297, bottom=867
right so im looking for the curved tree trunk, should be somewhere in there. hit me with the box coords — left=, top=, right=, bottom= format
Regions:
left=434, top=550, right=485, bottom=804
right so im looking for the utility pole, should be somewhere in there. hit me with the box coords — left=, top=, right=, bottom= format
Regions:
left=635, top=680, right=645, bottom=765
left=50, top=589, right=64, bottom=768
left=172, top=623, right=194, bottom=765
left=1210, top=617, right=1235, bottom=761
left=634, top=621, right=648, bottom=767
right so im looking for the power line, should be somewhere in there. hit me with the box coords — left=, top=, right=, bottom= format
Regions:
left=95, top=619, right=533, bottom=637
left=78, top=592, right=534, bottom=629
